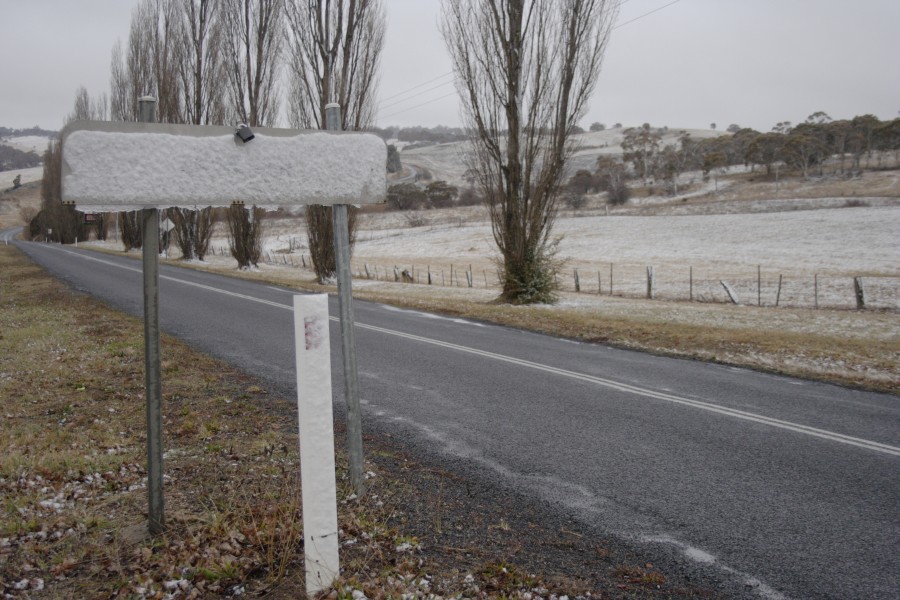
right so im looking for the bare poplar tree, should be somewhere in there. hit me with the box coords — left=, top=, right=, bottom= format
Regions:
left=168, top=0, right=226, bottom=261
left=70, top=86, right=109, bottom=122
left=221, top=0, right=284, bottom=128
left=110, top=0, right=184, bottom=251
left=226, top=204, right=265, bottom=269
left=442, top=0, right=617, bottom=303
left=110, top=0, right=181, bottom=122
left=176, top=0, right=226, bottom=126
left=284, top=0, right=384, bottom=130
left=221, top=0, right=284, bottom=266
left=284, top=0, right=385, bottom=283
left=32, top=87, right=112, bottom=244
left=67, top=87, right=112, bottom=240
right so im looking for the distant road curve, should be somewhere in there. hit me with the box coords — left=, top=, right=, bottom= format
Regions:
left=391, top=163, right=420, bottom=183
left=1, top=227, right=23, bottom=243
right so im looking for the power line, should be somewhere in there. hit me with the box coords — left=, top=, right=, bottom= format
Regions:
left=377, top=91, right=458, bottom=122
left=376, top=0, right=683, bottom=123
left=377, top=71, right=454, bottom=105
left=614, top=0, right=682, bottom=29
left=377, top=79, right=455, bottom=111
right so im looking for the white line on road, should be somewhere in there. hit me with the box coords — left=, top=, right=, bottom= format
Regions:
left=44, top=244, right=900, bottom=457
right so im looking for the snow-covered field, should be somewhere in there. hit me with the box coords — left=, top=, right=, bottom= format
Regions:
left=0, top=166, right=42, bottom=189
left=202, top=202, right=899, bottom=311
left=398, top=127, right=728, bottom=187
left=0, top=135, right=49, bottom=154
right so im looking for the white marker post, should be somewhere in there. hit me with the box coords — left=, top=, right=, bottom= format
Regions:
left=293, top=294, right=340, bottom=594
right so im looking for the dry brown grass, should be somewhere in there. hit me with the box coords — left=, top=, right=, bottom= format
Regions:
left=343, top=285, right=898, bottom=394
left=688, top=167, right=899, bottom=205
left=0, top=183, right=40, bottom=231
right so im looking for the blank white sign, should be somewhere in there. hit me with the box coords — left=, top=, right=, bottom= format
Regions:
left=61, top=121, right=386, bottom=211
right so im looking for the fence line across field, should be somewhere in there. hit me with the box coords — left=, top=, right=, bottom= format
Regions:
left=346, top=261, right=896, bottom=311
left=208, top=245, right=897, bottom=311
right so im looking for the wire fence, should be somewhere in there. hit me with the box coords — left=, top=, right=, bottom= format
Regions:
left=208, top=245, right=898, bottom=311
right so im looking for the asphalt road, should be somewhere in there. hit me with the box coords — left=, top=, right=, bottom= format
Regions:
left=11, top=239, right=900, bottom=600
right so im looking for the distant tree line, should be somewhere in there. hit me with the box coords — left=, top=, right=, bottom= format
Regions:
left=0, top=146, right=42, bottom=172
left=563, top=112, right=900, bottom=206
left=370, top=125, right=468, bottom=144
left=0, top=126, right=58, bottom=138
left=384, top=180, right=483, bottom=211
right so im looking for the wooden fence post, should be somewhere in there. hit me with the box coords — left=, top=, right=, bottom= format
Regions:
left=757, top=265, right=761, bottom=307
left=609, top=263, right=613, bottom=296
left=646, top=266, right=654, bottom=299
left=574, top=268, right=581, bottom=293
left=775, top=274, right=783, bottom=307
left=720, top=280, right=740, bottom=305
left=689, top=266, right=693, bottom=301
left=814, top=274, right=818, bottom=309
left=853, top=277, right=865, bottom=309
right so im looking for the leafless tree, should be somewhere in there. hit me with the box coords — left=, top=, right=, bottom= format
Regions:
left=33, top=84, right=113, bottom=245
left=34, top=141, right=84, bottom=244
left=441, top=0, right=617, bottom=303
left=168, top=0, right=225, bottom=261
left=119, top=211, right=144, bottom=251
left=110, top=0, right=182, bottom=123
left=69, top=86, right=109, bottom=122
left=168, top=206, right=216, bottom=260
left=284, top=0, right=384, bottom=282
left=227, top=204, right=265, bottom=269
left=67, top=87, right=112, bottom=240
left=284, top=0, right=384, bottom=130
left=221, top=0, right=284, bottom=128
left=221, top=0, right=284, bottom=267
left=176, top=0, right=227, bottom=126
left=109, top=0, right=184, bottom=252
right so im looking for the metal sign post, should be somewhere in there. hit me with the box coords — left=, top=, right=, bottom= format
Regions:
left=138, top=97, right=165, bottom=535
left=325, top=103, right=365, bottom=496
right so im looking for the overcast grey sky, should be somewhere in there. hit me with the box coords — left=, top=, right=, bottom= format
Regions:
left=2, top=0, right=898, bottom=133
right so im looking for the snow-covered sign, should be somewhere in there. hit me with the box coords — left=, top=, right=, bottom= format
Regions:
left=60, top=121, right=386, bottom=212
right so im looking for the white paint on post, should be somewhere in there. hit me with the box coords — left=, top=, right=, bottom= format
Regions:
left=293, top=294, right=340, bottom=595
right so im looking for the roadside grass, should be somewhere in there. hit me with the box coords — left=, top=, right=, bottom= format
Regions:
left=344, top=288, right=899, bottom=394
left=1, top=245, right=719, bottom=598
left=79, top=240, right=900, bottom=394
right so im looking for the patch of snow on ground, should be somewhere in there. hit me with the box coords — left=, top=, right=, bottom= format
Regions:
left=0, top=166, right=43, bottom=188
left=1, top=135, right=50, bottom=153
